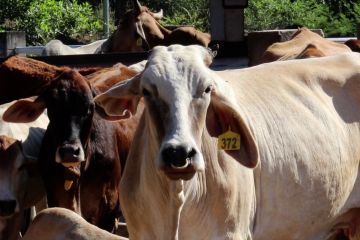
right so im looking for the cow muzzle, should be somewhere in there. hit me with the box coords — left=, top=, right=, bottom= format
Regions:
left=0, top=199, right=17, bottom=217
left=56, top=142, right=85, bottom=178
left=56, top=143, right=85, bottom=165
left=160, top=144, right=202, bottom=180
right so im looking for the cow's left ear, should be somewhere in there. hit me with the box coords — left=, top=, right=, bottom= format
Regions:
left=206, top=84, right=259, bottom=169
left=3, top=97, right=46, bottom=123
left=203, top=44, right=218, bottom=66
left=94, top=75, right=141, bottom=121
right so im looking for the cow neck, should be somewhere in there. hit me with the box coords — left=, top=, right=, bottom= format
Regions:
left=145, top=112, right=209, bottom=239
left=138, top=113, right=185, bottom=239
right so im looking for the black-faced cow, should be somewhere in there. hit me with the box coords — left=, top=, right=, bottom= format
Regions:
left=1, top=56, right=142, bottom=231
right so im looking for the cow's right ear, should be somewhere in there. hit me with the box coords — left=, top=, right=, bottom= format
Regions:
left=2, top=98, right=46, bottom=123
left=206, top=79, right=259, bottom=169
left=94, top=75, right=141, bottom=121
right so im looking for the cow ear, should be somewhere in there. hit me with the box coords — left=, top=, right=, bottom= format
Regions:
left=206, top=86, right=259, bottom=169
left=135, top=21, right=147, bottom=44
left=94, top=75, right=141, bottom=121
left=203, top=45, right=218, bottom=66
left=3, top=98, right=46, bottom=123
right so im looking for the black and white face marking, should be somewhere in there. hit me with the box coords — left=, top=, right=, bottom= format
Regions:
left=43, top=72, right=95, bottom=173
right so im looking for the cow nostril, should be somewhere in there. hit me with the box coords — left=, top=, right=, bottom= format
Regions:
left=59, top=144, right=82, bottom=160
left=73, top=147, right=80, bottom=157
left=188, top=148, right=196, bottom=158
left=0, top=200, right=16, bottom=216
left=162, top=145, right=197, bottom=169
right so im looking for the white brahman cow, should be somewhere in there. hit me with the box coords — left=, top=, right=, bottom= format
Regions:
left=0, top=102, right=48, bottom=240
left=41, top=39, right=106, bottom=56
left=94, top=45, right=360, bottom=240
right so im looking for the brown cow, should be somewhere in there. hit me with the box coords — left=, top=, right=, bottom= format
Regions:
left=344, top=39, right=360, bottom=53
left=42, top=0, right=210, bottom=55
left=257, top=27, right=351, bottom=65
left=41, top=0, right=163, bottom=55
left=99, top=0, right=211, bottom=53
left=1, top=56, right=142, bottom=232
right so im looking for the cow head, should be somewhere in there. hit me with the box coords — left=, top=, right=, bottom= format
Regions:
left=95, top=45, right=258, bottom=181
left=3, top=69, right=95, bottom=182
left=100, top=0, right=164, bottom=53
left=0, top=135, right=39, bottom=217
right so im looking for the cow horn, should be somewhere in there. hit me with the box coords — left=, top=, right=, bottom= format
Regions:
left=0, top=56, right=62, bottom=104
left=133, top=0, right=142, bottom=13
left=152, top=9, right=163, bottom=20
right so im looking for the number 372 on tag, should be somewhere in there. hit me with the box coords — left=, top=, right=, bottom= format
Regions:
left=218, top=130, right=241, bottom=150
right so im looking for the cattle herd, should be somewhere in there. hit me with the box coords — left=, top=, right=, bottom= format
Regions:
left=2, top=1, right=360, bottom=240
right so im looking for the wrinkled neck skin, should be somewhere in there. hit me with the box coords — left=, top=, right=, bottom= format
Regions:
left=120, top=111, right=256, bottom=240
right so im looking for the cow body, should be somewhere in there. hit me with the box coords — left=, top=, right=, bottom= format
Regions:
left=42, top=0, right=210, bottom=56
left=95, top=45, right=360, bottom=239
left=345, top=39, right=360, bottom=53
left=258, top=27, right=351, bottom=64
left=100, top=3, right=211, bottom=53
left=42, top=39, right=106, bottom=56
left=2, top=58, right=142, bottom=231
left=0, top=103, right=48, bottom=240
left=23, top=207, right=128, bottom=240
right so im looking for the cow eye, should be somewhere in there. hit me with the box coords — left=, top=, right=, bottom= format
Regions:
left=204, top=86, right=212, bottom=94
left=142, top=88, right=151, bottom=97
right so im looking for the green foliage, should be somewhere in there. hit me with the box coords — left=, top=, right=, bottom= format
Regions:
left=139, top=0, right=210, bottom=32
left=245, top=0, right=360, bottom=37
left=0, top=0, right=32, bottom=23
left=0, top=0, right=32, bottom=31
left=0, top=0, right=105, bottom=45
left=16, top=0, right=103, bottom=45
left=245, top=0, right=330, bottom=31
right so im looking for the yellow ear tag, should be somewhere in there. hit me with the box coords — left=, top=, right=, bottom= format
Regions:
left=136, top=38, right=142, bottom=46
left=218, top=127, right=241, bottom=150
left=64, top=180, right=73, bottom=191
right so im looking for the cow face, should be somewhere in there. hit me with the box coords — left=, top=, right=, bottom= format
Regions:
left=3, top=70, right=95, bottom=176
left=102, top=0, right=164, bottom=53
left=0, top=136, right=35, bottom=217
left=95, top=45, right=258, bottom=181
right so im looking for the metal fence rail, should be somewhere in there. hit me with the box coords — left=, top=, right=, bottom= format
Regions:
left=0, top=37, right=356, bottom=68
left=13, top=45, right=82, bottom=56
